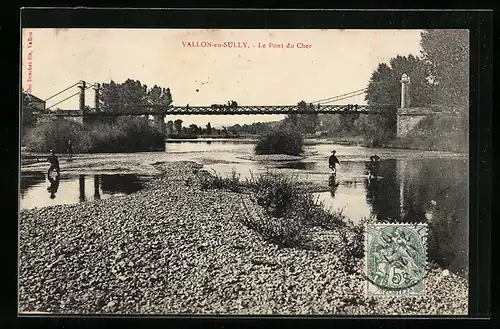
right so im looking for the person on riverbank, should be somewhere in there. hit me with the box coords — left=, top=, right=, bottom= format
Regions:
left=47, top=150, right=60, bottom=176
left=369, top=154, right=380, bottom=178
left=329, top=150, right=340, bottom=173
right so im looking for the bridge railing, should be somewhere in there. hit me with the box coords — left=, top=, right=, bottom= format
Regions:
left=37, top=103, right=399, bottom=116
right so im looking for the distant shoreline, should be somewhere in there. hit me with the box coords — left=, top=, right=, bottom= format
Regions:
left=21, top=136, right=468, bottom=160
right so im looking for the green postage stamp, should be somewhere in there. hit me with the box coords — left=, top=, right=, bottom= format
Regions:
left=365, top=223, right=428, bottom=297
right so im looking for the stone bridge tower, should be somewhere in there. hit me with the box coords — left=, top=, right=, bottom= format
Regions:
left=396, top=73, right=437, bottom=138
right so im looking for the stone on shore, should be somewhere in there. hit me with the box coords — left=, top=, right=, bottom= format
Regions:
left=19, top=161, right=468, bottom=315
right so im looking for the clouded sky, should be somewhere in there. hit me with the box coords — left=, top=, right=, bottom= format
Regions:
left=22, top=29, right=423, bottom=127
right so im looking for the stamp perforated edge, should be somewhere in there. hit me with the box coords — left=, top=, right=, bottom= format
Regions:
left=364, top=222, right=428, bottom=298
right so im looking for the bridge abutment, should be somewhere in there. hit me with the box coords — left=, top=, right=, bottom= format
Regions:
left=396, top=73, right=437, bottom=138
left=397, top=108, right=438, bottom=138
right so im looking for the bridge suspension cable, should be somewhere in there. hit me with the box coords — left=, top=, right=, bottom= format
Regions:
left=309, top=88, right=367, bottom=105
left=319, top=89, right=367, bottom=105
left=46, top=82, right=97, bottom=110
left=43, top=81, right=82, bottom=102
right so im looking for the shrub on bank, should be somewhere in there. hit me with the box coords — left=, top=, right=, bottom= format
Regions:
left=245, top=171, right=300, bottom=218
left=254, top=127, right=304, bottom=156
left=24, top=119, right=94, bottom=153
left=239, top=197, right=308, bottom=248
left=23, top=117, right=165, bottom=153
left=199, top=169, right=345, bottom=248
left=90, top=117, right=165, bottom=153
left=199, top=169, right=243, bottom=193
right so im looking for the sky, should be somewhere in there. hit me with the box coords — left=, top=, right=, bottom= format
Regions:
left=21, top=29, right=423, bottom=127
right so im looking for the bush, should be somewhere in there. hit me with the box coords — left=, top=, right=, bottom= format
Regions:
left=24, top=119, right=94, bottom=153
left=239, top=196, right=307, bottom=248
left=200, top=169, right=345, bottom=248
left=23, top=117, right=165, bottom=153
left=254, top=126, right=304, bottom=156
left=244, top=171, right=300, bottom=218
left=355, top=114, right=397, bottom=148
left=198, top=169, right=243, bottom=192
left=90, top=122, right=128, bottom=152
left=337, top=217, right=372, bottom=274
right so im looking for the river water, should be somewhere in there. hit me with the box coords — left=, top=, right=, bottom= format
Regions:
left=20, top=139, right=469, bottom=277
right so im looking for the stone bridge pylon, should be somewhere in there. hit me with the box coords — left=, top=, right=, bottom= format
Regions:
left=396, top=73, right=440, bottom=138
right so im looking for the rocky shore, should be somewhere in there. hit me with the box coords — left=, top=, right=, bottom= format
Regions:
left=19, top=161, right=468, bottom=315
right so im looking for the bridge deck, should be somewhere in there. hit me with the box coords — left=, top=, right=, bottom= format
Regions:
left=39, top=104, right=398, bottom=116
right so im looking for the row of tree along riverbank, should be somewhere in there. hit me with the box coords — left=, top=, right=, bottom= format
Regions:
left=21, top=30, right=468, bottom=155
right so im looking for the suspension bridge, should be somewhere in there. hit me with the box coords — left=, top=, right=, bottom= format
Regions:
left=29, top=76, right=439, bottom=137
left=35, top=81, right=396, bottom=116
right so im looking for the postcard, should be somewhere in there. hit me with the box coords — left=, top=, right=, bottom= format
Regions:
left=20, top=27, right=470, bottom=315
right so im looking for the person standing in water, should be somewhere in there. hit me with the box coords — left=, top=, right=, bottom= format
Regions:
left=47, top=149, right=60, bottom=176
left=369, top=154, right=381, bottom=177
left=67, top=139, right=73, bottom=161
left=329, top=150, right=340, bottom=173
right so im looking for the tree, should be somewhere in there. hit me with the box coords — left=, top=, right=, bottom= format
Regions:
left=206, top=122, right=212, bottom=135
left=365, top=55, right=433, bottom=108
left=299, top=113, right=320, bottom=134
left=146, top=85, right=173, bottom=106
left=100, top=79, right=172, bottom=114
left=420, top=29, right=469, bottom=111
left=21, top=91, right=37, bottom=131
left=166, top=120, right=174, bottom=135
left=229, top=124, right=245, bottom=136
left=189, top=124, right=200, bottom=135
left=174, top=119, right=183, bottom=134
left=99, top=81, right=121, bottom=113
left=281, top=101, right=320, bottom=135
left=361, top=54, right=434, bottom=146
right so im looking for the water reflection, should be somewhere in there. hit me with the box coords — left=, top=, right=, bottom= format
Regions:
left=100, top=174, right=144, bottom=194
left=328, top=174, right=339, bottom=197
left=19, top=141, right=468, bottom=277
left=20, top=172, right=46, bottom=198
left=363, top=159, right=402, bottom=222
left=47, top=172, right=60, bottom=199
left=274, top=161, right=317, bottom=171
left=329, top=158, right=468, bottom=277
left=79, top=175, right=85, bottom=202
left=20, top=173, right=145, bottom=209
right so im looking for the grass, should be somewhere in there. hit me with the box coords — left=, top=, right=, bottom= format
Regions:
left=198, top=169, right=347, bottom=248
left=254, top=127, right=304, bottom=156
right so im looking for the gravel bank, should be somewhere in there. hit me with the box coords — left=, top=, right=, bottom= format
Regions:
left=19, top=161, right=468, bottom=315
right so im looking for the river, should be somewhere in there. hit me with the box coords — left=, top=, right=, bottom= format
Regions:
left=20, top=139, right=469, bottom=277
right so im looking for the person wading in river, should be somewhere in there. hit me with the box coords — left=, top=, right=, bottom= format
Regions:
left=47, top=149, right=60, bottom=176
left=369, top=154, right=381, bottom=178
left=67, top=139, right=73, bottom=161
left=329, top=150, right=340, bottom=174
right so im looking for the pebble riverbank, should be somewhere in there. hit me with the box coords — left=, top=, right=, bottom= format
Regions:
left=19, top=161, right=468, bottom=315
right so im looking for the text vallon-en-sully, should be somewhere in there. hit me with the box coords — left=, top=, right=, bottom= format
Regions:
left=181, top=41, right=312, bottom=49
